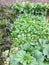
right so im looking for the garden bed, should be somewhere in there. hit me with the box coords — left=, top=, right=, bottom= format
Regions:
left=0, top=2, right=49, bottom=65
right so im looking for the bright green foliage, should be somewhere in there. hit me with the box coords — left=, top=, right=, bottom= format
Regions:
left=10, top=50, right=32, bottom=65
left=10, top=39, right=49, bottom=65
left=10, top=14, right=49, bottom=46
left=10, top=14, right=49, bottom=65
left=10, top=2, right=49, bottom=65
left=12, top=2, right=49, bottom=16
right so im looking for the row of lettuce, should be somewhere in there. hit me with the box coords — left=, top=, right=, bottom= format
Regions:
left=10, top=2, right=49, bottom=65
left=11, top=2, right=49, bottom=16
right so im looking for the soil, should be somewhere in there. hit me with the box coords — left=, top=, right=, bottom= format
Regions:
left=0, top=0, right=49, bottom=5
left=46, top=16, right=49, bottom=20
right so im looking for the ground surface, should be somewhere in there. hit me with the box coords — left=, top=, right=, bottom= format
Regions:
left=0, top=0, right=49, bottom=5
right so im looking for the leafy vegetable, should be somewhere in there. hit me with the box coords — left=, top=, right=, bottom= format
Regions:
left=10, top=2, right=49, bottom=65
